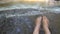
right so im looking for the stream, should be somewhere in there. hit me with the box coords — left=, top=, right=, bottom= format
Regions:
left=0, top=3, right=60, bottom=34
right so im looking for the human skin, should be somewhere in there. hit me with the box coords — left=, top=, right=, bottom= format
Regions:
left=33, top=16, right=42, bottom=34
left=43, top=16, right=51, bottom=34
left=33, top=16, right=51, bottom=34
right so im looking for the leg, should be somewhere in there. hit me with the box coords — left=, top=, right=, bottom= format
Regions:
left=43, top=16, right=51, bottom=34
left=33, top=16, right=42, bottom=34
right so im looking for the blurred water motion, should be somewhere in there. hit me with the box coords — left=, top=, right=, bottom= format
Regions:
left=0, top=8, right=60, bottom=34
left=0, top=1, right=60, bottom=34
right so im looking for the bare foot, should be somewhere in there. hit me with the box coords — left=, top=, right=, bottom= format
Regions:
left=43, top=16, right=51, bottom=34
left=35, top=16, right=42, bottom=25
left=43, top=16, right=49, bottom=28
left=33, top=16, right=42, bottom=34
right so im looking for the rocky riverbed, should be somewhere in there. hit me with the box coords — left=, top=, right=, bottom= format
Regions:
left=0, top=8, right=60, bottom=34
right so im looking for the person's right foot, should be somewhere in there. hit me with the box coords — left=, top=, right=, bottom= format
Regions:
left=43, top=16, right=49, bottom=28
left=43, top=16, right=51, bottom=34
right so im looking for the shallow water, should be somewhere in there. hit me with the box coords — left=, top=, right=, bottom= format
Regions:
left=0, top=2, right=60, bottom=34
left=0, top=8, right=60, bottom=34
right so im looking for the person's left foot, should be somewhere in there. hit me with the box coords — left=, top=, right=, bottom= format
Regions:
left=33, top=16, right=42, bottom=34
left=35, top=16, right=42, bottom=25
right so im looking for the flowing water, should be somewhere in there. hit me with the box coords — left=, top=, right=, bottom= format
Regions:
left=0, top=3, right=60, bottom=34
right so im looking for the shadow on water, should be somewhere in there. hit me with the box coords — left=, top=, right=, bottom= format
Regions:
left=0, top=8, right=60, bottom=34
